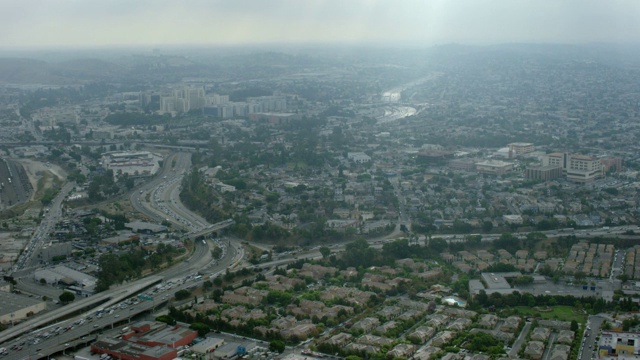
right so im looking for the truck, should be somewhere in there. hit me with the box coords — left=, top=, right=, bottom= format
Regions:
left=120, top=326, right=130, bottom=334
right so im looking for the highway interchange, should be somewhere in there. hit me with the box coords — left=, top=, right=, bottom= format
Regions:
left=0, top=152, right=243, bottom=358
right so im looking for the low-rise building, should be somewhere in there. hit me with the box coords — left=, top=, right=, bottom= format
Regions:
left=0, top=291, right=47, bottom=324
left=476, top=160, right=513, bottom=176
left=598, top=331, right=640, bottom=358
left=190, top=337, right=225, bottom=360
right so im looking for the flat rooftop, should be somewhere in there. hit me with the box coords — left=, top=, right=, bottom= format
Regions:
left=481, top=273, right=512, bottom=290
left=0, top=291, right=45, bottom=315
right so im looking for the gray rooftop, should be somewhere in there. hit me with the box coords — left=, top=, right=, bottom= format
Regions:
left=481, top=273, right=512, bottom=290
left=0, top=291, right=45, bottom=315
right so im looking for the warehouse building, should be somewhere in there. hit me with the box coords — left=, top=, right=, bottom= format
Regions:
left=0, top=291, right=47, bottom=324
left=92, top=321, right=198, bottom=360
left=190, top=337, right=225, bottom=360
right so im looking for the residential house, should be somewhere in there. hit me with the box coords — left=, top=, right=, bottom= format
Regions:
left=429, top=331, right=456, bottom=347
left=325, top=333, right=352, bottom=347
left=478, top=314, right=498, bottom=329
left=374, top=321, right=399, bottom=336
left=344, top=343, right=379, bottom=355
left=387, top=343, right=416, bottom=358
left=428, top=314, right=450, bottom=329
left=550, top=345, right=570, bottom=360
left=413, top=346, right=441, bottom=360
left=351, top=317, right=380, bottom=332
left=447, top=318, right=472, bottom=331
left=357, top=334, right=392, bottom=347
left=556, top=330, right=574, bottom=345
left=530, top=327, right=551, bottom=342
left=524, top=341, right=545, bottom=360
left=501, top=316, right=522, bottom=333
left=408, top=326, right=436, bottom=344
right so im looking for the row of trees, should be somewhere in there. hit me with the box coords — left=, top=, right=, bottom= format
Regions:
left=471, top=289, right=629, bottom=313
left=95, top=243, right=184, bottom=292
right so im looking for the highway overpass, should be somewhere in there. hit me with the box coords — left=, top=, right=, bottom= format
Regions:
left=187, top=218, right=235, bottom=240
left=0, top=275, right=163, bottom=345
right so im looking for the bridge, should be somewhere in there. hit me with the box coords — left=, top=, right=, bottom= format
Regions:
left=187, top=218, right=235, bottom=240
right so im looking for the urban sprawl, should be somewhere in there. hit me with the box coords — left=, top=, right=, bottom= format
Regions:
left=0, top=45, right=639, bottom=360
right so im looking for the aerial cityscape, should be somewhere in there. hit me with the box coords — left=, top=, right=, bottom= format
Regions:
left=1, top=2, right=640, bottom=360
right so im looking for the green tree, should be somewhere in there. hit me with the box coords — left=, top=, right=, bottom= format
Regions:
left=190, top=322, right=210, bottom=337
left=175, top=289, right=191, bottom=300
left=156, top=315, right=176, bottom=325
left=269, top=340, right=286, bottom=353
left=59, top=291, right=75, bottom=304
left=571, top=320, right=579, bottom=332
left=319, top=246, right=331, bottom=259
left=211, top=246, right=223, bottom=259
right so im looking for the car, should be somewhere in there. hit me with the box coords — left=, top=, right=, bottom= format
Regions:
left=114, top=314, right=120, bottom=318
left=64, top=344, right=69, bottom=347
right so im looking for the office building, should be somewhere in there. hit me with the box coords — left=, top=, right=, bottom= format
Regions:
left=543, top=153, right=603, bottom=183
left=600, top=157, right=623, bottom=173
left=524, top=165, right=563, bottom=181
left=507, top=142, right=535, bottom=157
left=475, top=160, right=513, bottom=176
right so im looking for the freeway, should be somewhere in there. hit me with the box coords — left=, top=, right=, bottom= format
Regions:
left=129, top=152, right=188, bottom=225
left=0, top=275, right=163, bottom=345
left=130, top=152, right=214, bottom=233
left=131, top=152, right=234, bottom=237
left=0, top=234, right=239, bottom=351
left=12, top=182, right=75, bottom=274
left=1, top=278, right=171, bottom=360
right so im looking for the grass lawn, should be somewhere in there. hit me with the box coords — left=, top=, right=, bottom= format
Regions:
left=513, top=305, right=587, bottom=324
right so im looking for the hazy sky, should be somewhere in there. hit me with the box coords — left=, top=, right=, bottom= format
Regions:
left=1, top=0, right=640, bottom=48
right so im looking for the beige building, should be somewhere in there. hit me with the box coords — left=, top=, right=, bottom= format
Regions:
left=543, top=153, right=603, bottom=183
left=508, top=142, right=535, bottom=157
left=475, top=160, right=513, bottom=176
left=0, top=291, right=47, bottom=324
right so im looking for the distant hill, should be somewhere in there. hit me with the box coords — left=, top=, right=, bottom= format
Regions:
left=0, top=58, right=70, bottom=84
left=0, top=57, right=127, bottom=85
left=50, top=58, right=126, bottom=80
